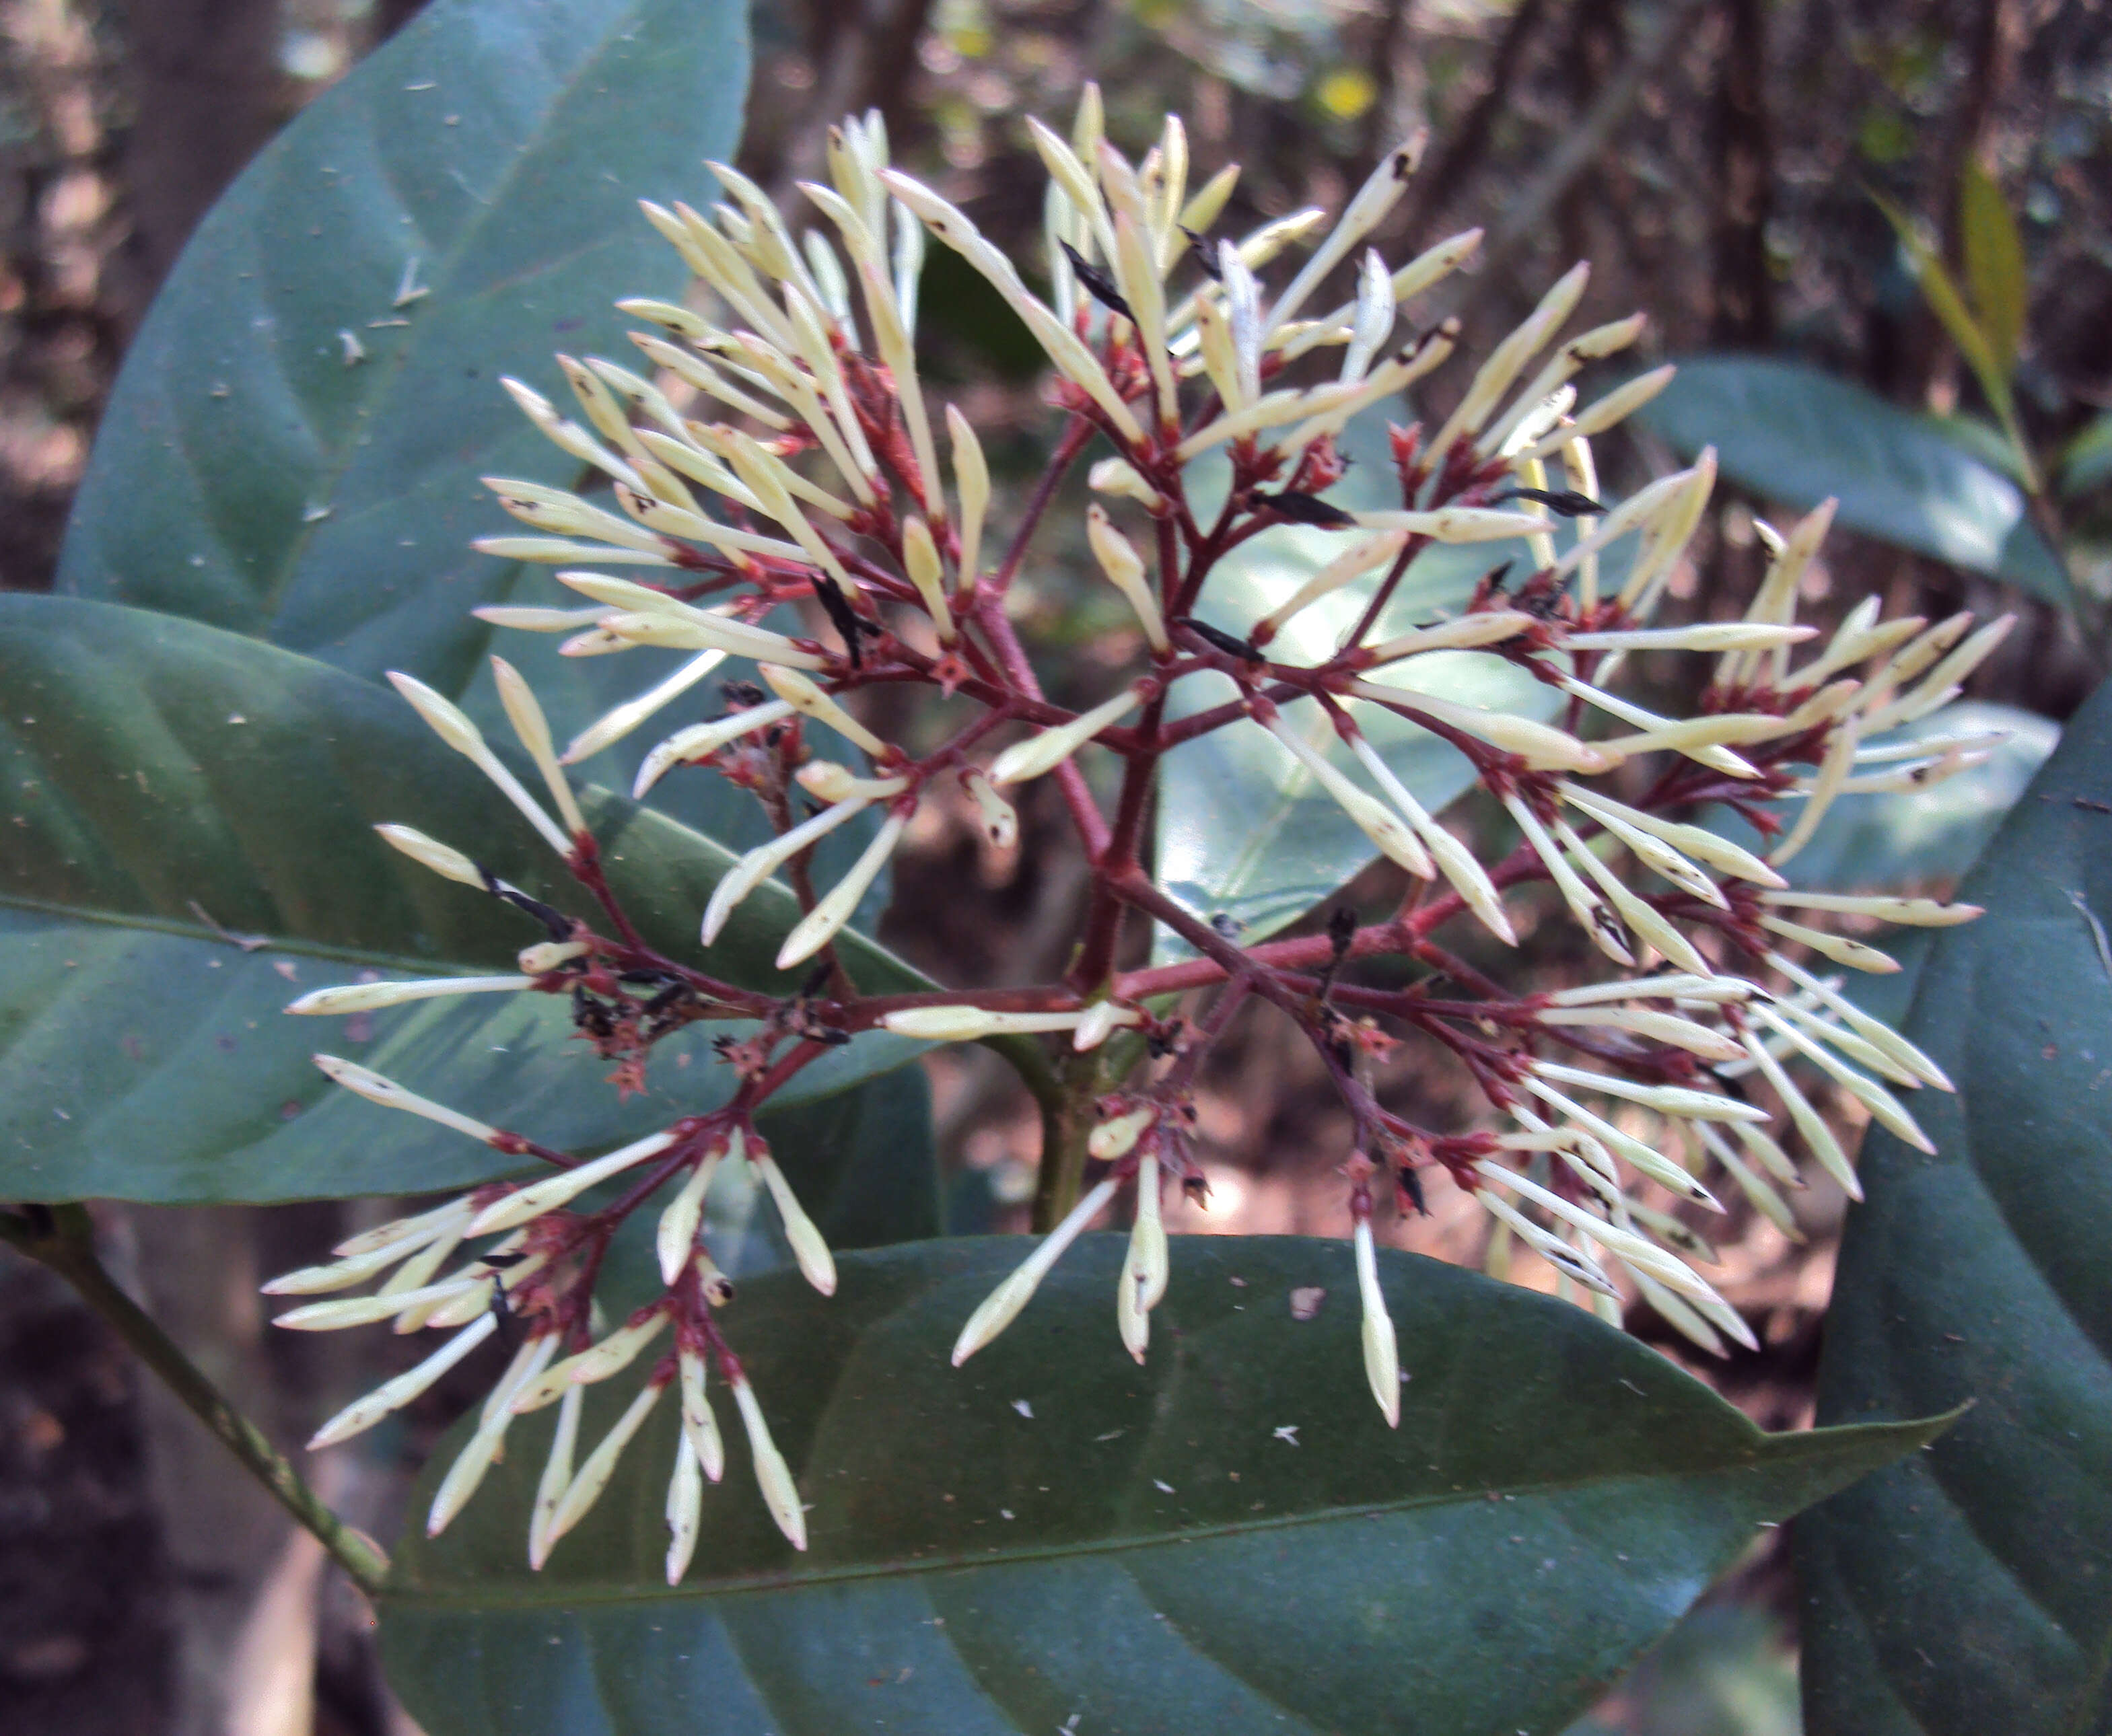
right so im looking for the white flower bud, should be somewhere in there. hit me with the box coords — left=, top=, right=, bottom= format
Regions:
left=900, top=515, right=955, bottom=641
left=1086, top=505, right=1169, bottom=652
left=988, top=688, right=1144, bottom=786
left=634, top=700, right=798, bottom=799
left=960, top=768, right=1018, bottom=848
left=312, top=1054, right=501, bottom=1144
left=656, top=1137, right=728, bottom=1286
left=730, top=1375, right=807, bottom=1551
left=946, top=405, right=989, bottom=593
left=1353, top=1217, right=1401, bottom=1428
left=759, top=664, right=890, bottom=758
left=775, top=809, right=911, bottom=970
left=286, top=976, right=530, bottom=1016
left=1088, top=456, right=1164, bottom=511
left=951, top=1176, right=1121, bottom=1365
left=1088, top=1105, right=1158, bottom=1161
left=466, top=1129, right=682, bottom=1236
left=753, top=1147, right=836, bottom=1295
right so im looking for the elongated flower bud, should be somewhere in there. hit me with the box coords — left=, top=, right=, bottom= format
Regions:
left=467, top=1129, right=681, bottom=1236
left=542, top=1378, right=666, bottom=1559
left=306, top=1315, right=497, bottom=1449
left=775, top=810, right=911, bottom=970
left=563, top=649, right=727, bottom=764
left=760, top=663, right=889, bottom=758
left=1353, top=1217, right=1401, bottom=1427
left=952, top=1176, right=1121, bottom=1365
left=287, top=976, right=530, bottom=1016
left=754, top=1147, right=836, bottom=1295
left=988, top=688, right=1144, bottom=785
left=387, top=671, right=574, bottom=857
left=900, top=515, right=954, bottom=641
left=527, top=1385, right=584, bottom=1569
left=313, top=1055, right=501, bottom=1145
left=731, top=1375, right=807, bottom=1550
left=374, top=824, right=485, bottom=888
left=656, top=1134, right=731, bottom=1286
left=946, top=405, right=989, bottom=593
left=1086, top=505, right=1170, bottom=652
left=635, top=700, right=798, bottom=799
left=1260, top=711, right=1433, bottom=879
left=678, top=1345, right=726, bottom=1484
left=703, top=795, right=875, bottom=946
left=665, top=1437, right=703, bottom=1585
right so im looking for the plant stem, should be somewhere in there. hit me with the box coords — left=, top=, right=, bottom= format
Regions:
left=1030, top=1047, right=1104, bottom=1232
left=0, top=1203, right=392, bottom=1598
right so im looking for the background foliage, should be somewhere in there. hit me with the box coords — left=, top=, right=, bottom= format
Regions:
left=1, top=0, right=2109, bottom=1733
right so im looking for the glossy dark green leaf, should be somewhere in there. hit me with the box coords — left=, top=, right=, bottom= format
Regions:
left=0, top=596, right=927, bottom=1202
left=1153, top=414, right=1572, bottom=956
left=55, top=0, right=749, bottom=692
left=384, top=1235, right=1940, bottom=1736
left=1798, top=676, right=2112, bottom=1735
left=1640, top=359, right=2068, bottom=603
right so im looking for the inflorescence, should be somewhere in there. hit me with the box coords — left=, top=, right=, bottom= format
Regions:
left=269, top=93, right=2001, bottom=1572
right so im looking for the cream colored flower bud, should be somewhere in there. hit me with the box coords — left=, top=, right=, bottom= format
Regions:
left=678, top=1346, right=726, bottom=1484
left=563, top=649, right=728, bottom=764
left=775, top=810, right=911, bottom=970
left=1088, top=1105, right=1159, bottom=1161
left=960, top=768, right=1018, bottom=848
left=731, top=1375, right=807, bottom=1551
left=313, top=1054, right=501, bottom=1144
left=527, top=1384, right=583, bottom=1569
left=1354, top=1218, right=1401, bottom=1428
left=1532, top=1060, right=1766, bottom=1124
left=635, top=700, right=798, bottom=799
left=466, top=1129, right=682, bottom=1236
left=542, top=1379, right=665, bottom=1560
left=1351, top=682, right=1613, bottom=774
left=656, top=1136, right=729, bottom=1286
left=753, top=1148, right=836, bottom=1295
left=287, top=976, right=530, bottom=1015
left=951, top=1177, right=1121, bottom=1365
left=1261, top=711, right=1433, bottom=879
left=900, top=515, right=955, bottom=641
left=946, top=405, right=989, bottom=593
left=1089, top=456, right=1165, bottom=510
left=1086, top=505, right=1169, bottom=652
left=519, top=940, right=588, bottom=974
left=988, top=688, right=1144, bottom=786
left=761, top=664, right=889, bottom=758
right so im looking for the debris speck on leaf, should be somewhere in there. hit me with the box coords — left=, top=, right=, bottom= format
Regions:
left=1289, top=1286, right=1326, bottom=1321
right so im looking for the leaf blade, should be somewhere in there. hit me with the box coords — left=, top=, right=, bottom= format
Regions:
left=55, top=0, right=750, bottom=691
left=1798, top=675, right=2112, bottom=1735
left=1640, top=358, right=2068, bottom=602
left=0, top=595, right=929, bottom=1201
left=384, top=1235, right=1942, bottom=1736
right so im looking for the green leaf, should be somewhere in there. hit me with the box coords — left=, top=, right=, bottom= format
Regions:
left=2057, top=411, right=2112, bottom=500
left=1959, top=162, right=2029, bottom=379
left=1152, top=414, right=1572, bottom=956
left=1640, top=359, right=2068, bottom=603
left=55, top=0, right=750, bottom=692
left=1797, top=675, right=2112, bottom=1735
left=383, top=1235, right=1941, bottom=1736
left=0, top=596, right=929, bottom=1202
left=1710, top=701, right=2057, bottom=892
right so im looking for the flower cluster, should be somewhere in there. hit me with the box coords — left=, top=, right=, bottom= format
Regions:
left=269, top=95, right=2000, bottom=1567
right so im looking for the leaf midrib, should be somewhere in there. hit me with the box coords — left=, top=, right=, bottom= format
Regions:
left=383, top=1447, right=1818, bottom=1611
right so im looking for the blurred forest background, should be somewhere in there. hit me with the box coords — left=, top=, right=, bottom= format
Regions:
left=3, top=0, right=2108, bottom=1731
